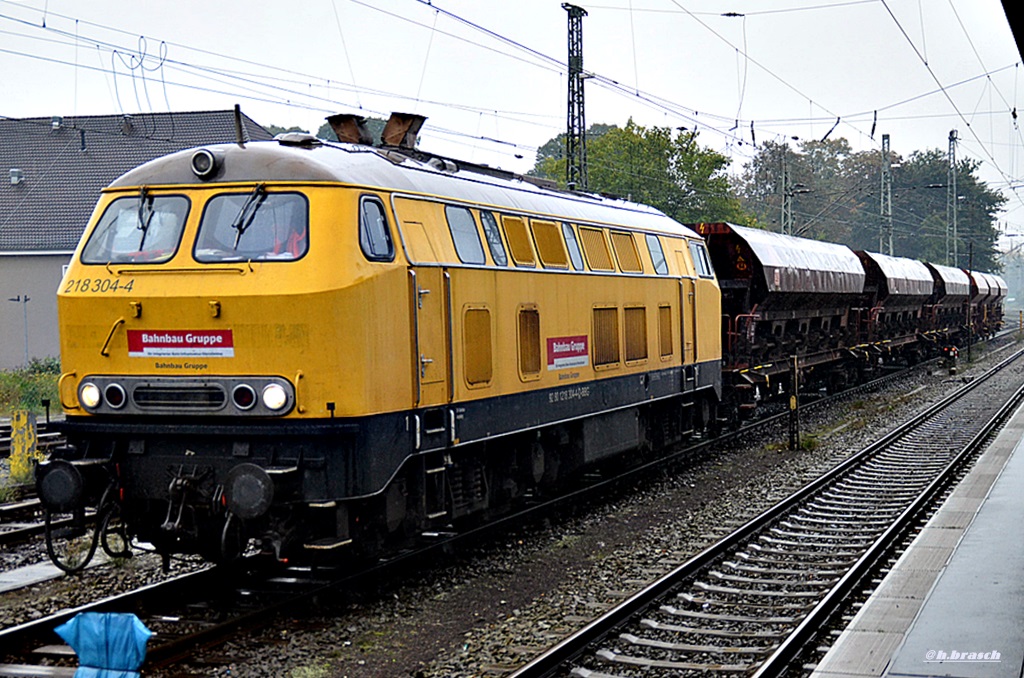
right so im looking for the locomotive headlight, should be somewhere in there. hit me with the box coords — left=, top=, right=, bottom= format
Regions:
left=80, top=382, right=102, bottom=409
left=190, top=148, right=223, bottom=180
left=232, top=384, right=257, bottom=410
left=104, top=383, right=127, bottom=409
left=262, top=383, right=288, bottom=411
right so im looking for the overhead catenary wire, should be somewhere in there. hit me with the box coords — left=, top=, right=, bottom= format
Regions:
left=0, top=0, right=1010, bottom=159
left=0, top=0, right=1019, bottom=197
left=0, top=4, right=562, bottom=163
left=585, top=0, right=880, bottom=19
left=0, top=0, right=754, bottom=157
left=880, top=0, right=1024, bottom=211
left=329, top=0, right=361, bottom=110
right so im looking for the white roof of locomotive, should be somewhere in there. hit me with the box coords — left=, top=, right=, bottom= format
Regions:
left=110, top=139, right=702, bottom=241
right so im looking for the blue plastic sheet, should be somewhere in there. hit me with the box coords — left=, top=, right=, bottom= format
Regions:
left=54, top=612, right=152, bottom=678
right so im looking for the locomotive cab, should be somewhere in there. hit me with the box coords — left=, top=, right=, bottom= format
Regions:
left=50, top=142, right=411, bottom=564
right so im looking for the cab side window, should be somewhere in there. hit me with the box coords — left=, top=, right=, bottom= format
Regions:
left=479, top=211, right=508, bottom=266
left=646, top=234, right=669, bottom=275
left=360, top=196, right=394, bottom=262
left=445, top=205, right=485, bottom=264
left=562, top=223, right=584, bottom=271
left=688, top=240, right=714, bottom=278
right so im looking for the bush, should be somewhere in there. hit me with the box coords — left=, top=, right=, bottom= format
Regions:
left=0, top=362, right=60, bottom=417
left=29, top=356, right=61, bottom=375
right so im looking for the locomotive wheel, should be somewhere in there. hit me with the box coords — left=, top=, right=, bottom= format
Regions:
left=44, top=507, right=100, bottom=574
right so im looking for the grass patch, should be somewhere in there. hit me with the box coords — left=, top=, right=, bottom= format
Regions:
left=555, top=534, right=582, bottom=550
left=290, top=664, right=332, bottom=678
left=0, top=483, right=17, bottom=503
left=767, top=433, right=819, bottom=452
left=0, top=357, right=60, bottom=418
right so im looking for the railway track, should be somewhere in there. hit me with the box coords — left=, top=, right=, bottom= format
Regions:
left=0, top=336, right=1017, bottom=674
left=0, top=361, right=951, bottom=674
left=508, top=346, right=1024, bottom=677
left=0, top=529, right=509, bottom=674
left=0, top=497, right=47, bottom=548
left=0, top=420, right=63, bottom=459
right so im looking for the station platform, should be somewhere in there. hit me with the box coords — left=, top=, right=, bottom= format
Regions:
left=0, top=552, right=111, bottom=595
left=810, top=400, right=1024, bottom=678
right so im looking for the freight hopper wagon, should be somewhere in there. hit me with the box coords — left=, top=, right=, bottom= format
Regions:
left=37, top=113, right=723, bottom=569
left=853, top=250, right=934, bottom=362
left=985, top=273, right=1008, bottom=332
left=924, top=262, right=971, bottom=338
left=967, top=271, right=1007, bottom=339
left=694, top=222, right=865, bottom=415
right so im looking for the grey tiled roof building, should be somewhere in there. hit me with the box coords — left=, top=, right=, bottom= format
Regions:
left=0, top=110, right=273, bottom=252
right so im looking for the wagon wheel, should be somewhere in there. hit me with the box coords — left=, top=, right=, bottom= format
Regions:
left=99, top=500, right=133, bottom=559
left=44, top=507, right=100, bottom=574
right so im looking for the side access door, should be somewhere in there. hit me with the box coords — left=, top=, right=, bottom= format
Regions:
left=675, top=250, right=697, bottom=366
left=409, top=265, right=453, bottom=450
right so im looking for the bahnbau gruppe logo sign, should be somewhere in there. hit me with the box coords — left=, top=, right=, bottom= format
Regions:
left=547, top=335, right=589, bottom=370
left=127, top=330, right=235, bottom=358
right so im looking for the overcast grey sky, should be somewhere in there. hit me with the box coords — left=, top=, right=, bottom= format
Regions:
left=2, top=0, right=1021, bottom=234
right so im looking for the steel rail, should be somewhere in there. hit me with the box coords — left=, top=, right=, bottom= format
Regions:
left=0, top=567, right=222, bottom=649
left=508, top=347, right=1024, bottom=677
left=750, top=375, right=1024, bottom=677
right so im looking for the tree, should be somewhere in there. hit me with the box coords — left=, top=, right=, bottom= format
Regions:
left=734, top=138, right=872, bottom=244
left=316, top=117, right=387, bottom=144
left=530, top=123, right=615, bottom=170
left=532, top=120, right=750, bottom=225
left=264, top=124, right=308, bottom=137
left=735, top=138, right=1005, bottom=271
left=891, top=150, right=1005, bottom=271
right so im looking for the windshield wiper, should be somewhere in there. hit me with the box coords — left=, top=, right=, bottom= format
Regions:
left=136, top=187, right=156, bottom=251
left=230, top=184, right=267, bottom=250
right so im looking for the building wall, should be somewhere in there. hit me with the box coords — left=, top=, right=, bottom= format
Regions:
left=0, top=253, right=71, bottom=369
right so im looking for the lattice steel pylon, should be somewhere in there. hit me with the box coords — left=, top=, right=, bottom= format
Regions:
left=947, top=129, right=958, bottom=266
left=563, top=3, right=587, bottom=191
left=780, top=153, right=792, bottom=235
left=880, top=134, right=893, bottom=255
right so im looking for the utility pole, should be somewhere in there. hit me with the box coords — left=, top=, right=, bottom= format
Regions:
left=947, top=130, right=958, bottom=266
left=967, top=240, right=973, bottom=363
left=780, top=153, right=792, bottom=235
left=7, top=294, right=29, bottom=366
left=880, top=134, right=893, bottom=255
left=788, top=355, right=800, bottom=450
left=563, top=3, right=587, bottom=191
left=779, top=152, right=809, bottom=236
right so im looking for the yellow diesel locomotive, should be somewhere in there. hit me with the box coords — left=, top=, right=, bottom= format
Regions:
left=39, top=113, right=722, bottom=568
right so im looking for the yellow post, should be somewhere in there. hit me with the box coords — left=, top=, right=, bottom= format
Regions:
left=9, top=409, right=43, bottom=484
